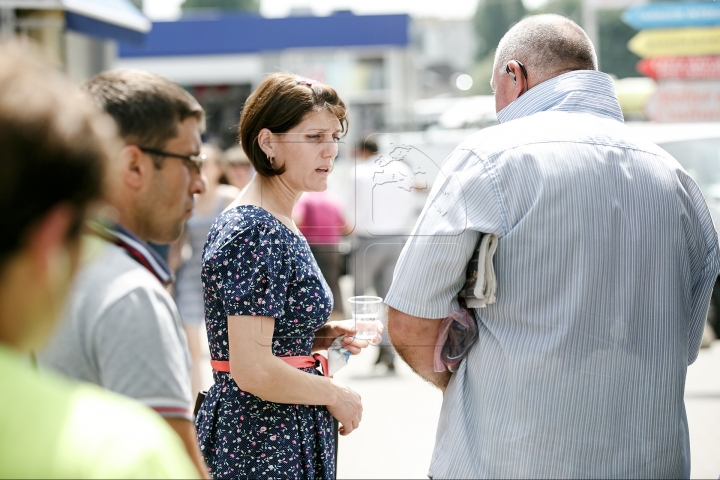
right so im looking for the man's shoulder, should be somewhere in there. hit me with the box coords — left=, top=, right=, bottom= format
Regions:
left=455, top=111, right=669, bottom=162
left=79, top=239, right=163, bottom=289
left=74, top=240, right=173, bottom=317
left=38, top=239, right=179, bottom=382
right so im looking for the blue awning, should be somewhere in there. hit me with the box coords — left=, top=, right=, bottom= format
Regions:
left=62, top=0, right=150, bottom=44
left=119, top=12, right=410, bottom=57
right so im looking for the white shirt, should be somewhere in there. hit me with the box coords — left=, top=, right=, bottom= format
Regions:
left=348, top=154, right=422, bottom=236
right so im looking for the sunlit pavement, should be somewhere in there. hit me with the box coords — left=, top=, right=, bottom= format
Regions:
left=687, top=340, right=720, bottom=479
left=335, top=348, right=442, bottom=479
left=198, top=325, right=720, bottom=479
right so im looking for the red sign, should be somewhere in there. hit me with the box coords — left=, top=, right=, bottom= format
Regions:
left=645, top=81, right=720, bottom=122
left=637, top=56, right=720, bottom=80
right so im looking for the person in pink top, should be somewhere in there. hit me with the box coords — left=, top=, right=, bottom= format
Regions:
left=294, top=190, right=349, bottom=319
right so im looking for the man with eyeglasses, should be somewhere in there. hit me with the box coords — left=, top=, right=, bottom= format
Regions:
left=39, top=70, right=208, bottom=477
left=386, top=14, right=719, bottom=479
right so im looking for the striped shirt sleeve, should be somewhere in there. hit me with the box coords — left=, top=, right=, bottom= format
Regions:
left=386, top=149, right=504, bottom=319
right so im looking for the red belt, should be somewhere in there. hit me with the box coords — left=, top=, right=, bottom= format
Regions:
left=211, top=353, right=331, bottom=378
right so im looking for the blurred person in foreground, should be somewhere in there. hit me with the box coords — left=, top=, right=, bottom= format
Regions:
left=386, top=14, right=720, bottom=479
left=38, top=69, right=209, bottom=476
left=196, top=74, right=377, bottom=479
left=0, top=45, right=197, bottom=478
left=173, top=144, right=238, bottom=395
left=220, top=144, right=254, bottom=190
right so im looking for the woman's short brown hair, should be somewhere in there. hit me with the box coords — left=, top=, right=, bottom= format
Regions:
left=239, top=73, right=348, bottom=177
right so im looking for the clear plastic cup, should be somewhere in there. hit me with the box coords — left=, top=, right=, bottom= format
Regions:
left=348, top=296, right=383, bottom=340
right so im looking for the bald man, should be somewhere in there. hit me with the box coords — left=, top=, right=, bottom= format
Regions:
left=386, top=14, right=719, bottom=478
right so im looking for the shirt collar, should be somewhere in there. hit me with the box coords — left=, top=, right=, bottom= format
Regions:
left=496, top=70, right=624, bottom=125
left=89, top=218, right=174, bottom=286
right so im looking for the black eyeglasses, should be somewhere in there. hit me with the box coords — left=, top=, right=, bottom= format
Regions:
left=139, top=147, right=206, bottom=171
left=506, top=60, right=528, bottom=81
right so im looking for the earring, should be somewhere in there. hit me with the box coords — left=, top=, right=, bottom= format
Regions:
left=267, top=154, right=274, bottom=166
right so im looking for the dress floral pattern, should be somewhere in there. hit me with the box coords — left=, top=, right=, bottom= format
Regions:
left=196, top=205, right=335, bottom=479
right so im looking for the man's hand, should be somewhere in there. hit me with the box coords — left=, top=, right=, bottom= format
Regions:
left=387, top=307, right=450, bottom=391
left=313, top=320, right=383, bottom=354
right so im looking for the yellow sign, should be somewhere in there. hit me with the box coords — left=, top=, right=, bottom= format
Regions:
left=628, top=27, right=720, bottom=58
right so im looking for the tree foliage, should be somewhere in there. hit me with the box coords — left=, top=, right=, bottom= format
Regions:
left=528, top=0, right=640, bottom=78
left=473, top=0, right=526, bottom=61
left=181, top=0, right=260, bottom=12
left=527, top=0, right=582, bottom=24
left=598, top=10, right=641, bottom=78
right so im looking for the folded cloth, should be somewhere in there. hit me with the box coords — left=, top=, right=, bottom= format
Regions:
left=459, top=233, right=498, bottom=308
left=434, top=233, right=498, bottom=373
left=328, top=336, right=351, bottom=376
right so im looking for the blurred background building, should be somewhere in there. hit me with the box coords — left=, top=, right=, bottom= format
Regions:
left=0, top=0, right=149, bottom=81
left=7, top=0, right=708, bottom=134
left=115, top=11, right=415, bottom=148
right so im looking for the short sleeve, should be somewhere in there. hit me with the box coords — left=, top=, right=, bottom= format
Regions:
left=385, top=148, right=504, bottom=319
left=682, top=170, right=720, bottom=364
left=92, top=286, right=193, bottom=420
left=213, top=224, right=290, bottom=319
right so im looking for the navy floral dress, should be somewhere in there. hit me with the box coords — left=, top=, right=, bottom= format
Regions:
left=196, top=205, right=335, bottom=479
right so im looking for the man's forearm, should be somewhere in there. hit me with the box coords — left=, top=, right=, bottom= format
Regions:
left=387, top=307, right=451, bottom=391
left=164, top=417, right=209, bottom=479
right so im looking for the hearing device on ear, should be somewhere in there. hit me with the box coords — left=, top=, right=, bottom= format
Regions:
left=506, top=60, right=528, bottom=84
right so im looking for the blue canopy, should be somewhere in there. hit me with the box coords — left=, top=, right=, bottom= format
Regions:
left=119, top=12, right=409, bottom=57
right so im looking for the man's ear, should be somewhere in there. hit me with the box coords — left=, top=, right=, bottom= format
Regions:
left=508, top=61, right=528, bottom=100
left=118, top=145, right=152, bottom=191
left=257, top=128, right=276, bottom=159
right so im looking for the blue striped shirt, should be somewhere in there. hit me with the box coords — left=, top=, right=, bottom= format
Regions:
left=385, top=71, right=720, bottom=479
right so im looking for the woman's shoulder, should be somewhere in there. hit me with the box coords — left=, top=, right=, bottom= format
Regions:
left=205, top=205, right=296, bottom=256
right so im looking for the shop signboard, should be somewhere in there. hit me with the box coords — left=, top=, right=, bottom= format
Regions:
left=645, top=81, right=720, bottom=122
left=622, top=2, right=720, bottom=30
left=636, top=55, right=720, bottom=80
left=628, top=27, right=720, bottom=58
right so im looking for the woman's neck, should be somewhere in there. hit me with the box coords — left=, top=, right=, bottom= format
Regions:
left=232, top=175, right=301, bottom=231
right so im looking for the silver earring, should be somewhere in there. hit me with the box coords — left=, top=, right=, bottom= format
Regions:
left=267, top=154, right=274, bottom=166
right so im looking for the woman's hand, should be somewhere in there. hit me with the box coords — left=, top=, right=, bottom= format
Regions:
left=313, top=320, right=383, bottom=354
left=327, top=380, right=362, bottom=435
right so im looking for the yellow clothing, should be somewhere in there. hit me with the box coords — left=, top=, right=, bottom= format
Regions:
left=0, top=345, right=198, bottom=479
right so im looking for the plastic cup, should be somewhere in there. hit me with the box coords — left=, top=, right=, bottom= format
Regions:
left=348, top=296, right=383, bottom=340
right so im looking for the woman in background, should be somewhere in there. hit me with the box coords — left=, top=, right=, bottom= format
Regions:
left=293, top=190, right=350, bottom=320
left=220, top=145, right=254, bottom=190
left=173, top=144, right=238, bottom=396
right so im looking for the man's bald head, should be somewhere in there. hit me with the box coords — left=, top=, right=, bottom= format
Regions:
left=494, top=14, right=597, bottom=86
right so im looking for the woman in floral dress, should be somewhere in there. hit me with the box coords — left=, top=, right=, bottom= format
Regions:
left=196, top=74, right=374, bottom=479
